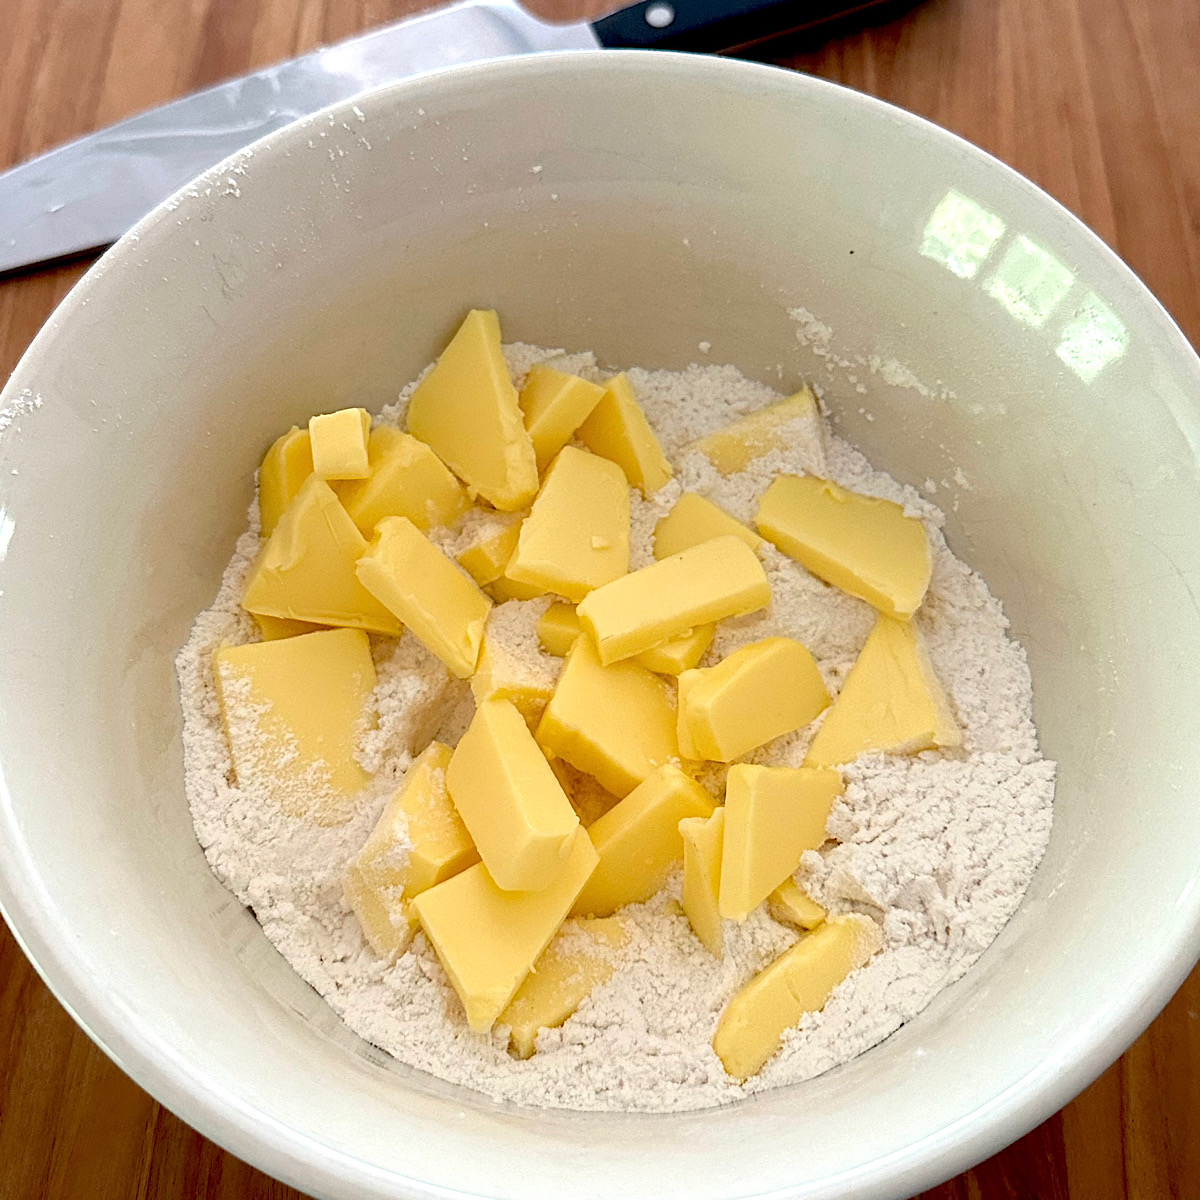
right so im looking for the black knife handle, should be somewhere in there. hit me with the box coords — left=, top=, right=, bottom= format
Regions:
left=592, top=0, right=901, bottom=52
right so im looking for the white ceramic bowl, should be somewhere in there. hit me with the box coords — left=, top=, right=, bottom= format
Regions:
left=2, top=49, right=1199, bottom=1200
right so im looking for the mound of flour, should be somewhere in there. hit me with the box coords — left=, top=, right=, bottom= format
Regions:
left=175, top=346, right=1054, bottom=1112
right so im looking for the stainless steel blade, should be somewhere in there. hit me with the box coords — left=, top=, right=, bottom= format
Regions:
left=0, top=0, right=599, bottom=274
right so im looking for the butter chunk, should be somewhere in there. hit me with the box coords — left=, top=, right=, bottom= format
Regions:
left=471, top=637, right=556, bottom=728
left=356, top=516, right=491, bottom=678
left=572, top=765, right=714, bottom=917
left=253, top=613, right=324, bottom=641
left=549, top=758, right=621, bottom=828
left=506, top=446, right=630, bottom=602
left=213, top=628, right=375, bottom=826
left=577, top=535, right=771, bottom=665
left=537, top=602, right=582, bottom=656
left=756, top=475, right=931, bottom=618
left=636, top=624, right=714, bottom=676
left=309, top=407, right=371, bottom=479
left=805, top=615, right=960, bottom=767
left=346, top=742, right=478, bottom=959
left=259, top=426, right=313, bottom=536
left=336, top=426, right=469, bottom=535
left=576, top=373, right=672, bottom=495
left=653, top=493, right=762, bottom=560
left=412, top=827, right=600, bottom=1032
left=447, top=699, right=579, bottom=891
left=677, top=637, right=829, bottom=762
left=457, top=514, right=524, bottom=587
left=242, top=475, right=402, bottom=635
left=680, top=806, right=725, bottom=957
left=488, top=568, right=550, bottom=603
left=519, top=363, right=606, bottom=472
left=406, top=310, right=538, bottom=511
left=719, top=764, right=842, bottom=921
left=768, top=878, right=826, bottom=931
left=713, top=915, right=882, bottom=1079
left=500, top=916, right=628, bottom=1058
left=536, top=635, right=678, bottom=798
left=686, top=388, right=825, bottom=476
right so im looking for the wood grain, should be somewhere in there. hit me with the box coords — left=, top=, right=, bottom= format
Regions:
left=2, top=0, right=1198, bottom=1195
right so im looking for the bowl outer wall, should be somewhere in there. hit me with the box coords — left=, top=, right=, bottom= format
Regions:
left=2, top=49, right=1200, bottom=1200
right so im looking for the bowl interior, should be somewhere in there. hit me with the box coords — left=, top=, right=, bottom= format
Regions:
left=2, top=51, right=1200, bottom=1200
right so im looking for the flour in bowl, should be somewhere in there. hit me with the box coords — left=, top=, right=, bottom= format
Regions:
left=176, top=342, right=1054, bottom=1112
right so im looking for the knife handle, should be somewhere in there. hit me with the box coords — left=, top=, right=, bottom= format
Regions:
left=591, top=0, right=902, bottom=52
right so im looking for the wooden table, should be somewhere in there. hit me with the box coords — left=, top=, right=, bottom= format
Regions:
left=2, top=0, right=1198, bottom=1194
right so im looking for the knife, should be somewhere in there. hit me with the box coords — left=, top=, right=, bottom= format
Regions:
left=0, top=0, right=903, bottom=276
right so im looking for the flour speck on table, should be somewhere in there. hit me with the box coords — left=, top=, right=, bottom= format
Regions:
left=176, top=339, right=1054, bottom=1112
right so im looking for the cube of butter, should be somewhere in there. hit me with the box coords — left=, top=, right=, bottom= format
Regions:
left=258, top=425, right=313, bottom=536
left=519, top=363, right=606, bottom=472
left=335, top=426, right=469, bottom=535
left=756, top=475, right=931, bottom=619
left=679, top=806, right=725, bottom=957
left=470, top=635, right=557, bottom=729
left=500, top=916, right=628, bottom=1058
left=686, top=388, right=825, bottom=477
left=447, top=699, right=579, bottom=891
left=549, top=758, right=621, bottom=828
left=213, top=628, right=375, bottom=826
left=355, top=516, right=491, bottom=678
left=719, top=764, right=843, bottom=921
left=488, top=567, right=550, bottom=603
left=309, top=407, right=371, bottom=479
left=676, top=637, right=829, bottom=762
left=457, top=515, right=524, bottom=587
left=536, top=635, right=678, bottom=798
left=506, top=446, right=631, bottom=602
left=653, top=492, right=762, bottom=560
left=344, top=862, right=419, bottom=961
left=577, top=535, right=771, bottom=665
left=253, top=612, right=325, bottom=641
left=242, top=475, right=402, bottom=635
left=805, top=615, right=961, bottom=767
left=412, top=827, right=600, bottom=1032
left=537, top=602, right=583, bottom=656
left=768, top=878, right=826, bottom=931
left=571, top=764, right=714, bottom=917
left=576, top=373, right=672, bottom=495
left=405, top=310, right=538, bottom=511
left=713, top=914, right=882, bottom=1079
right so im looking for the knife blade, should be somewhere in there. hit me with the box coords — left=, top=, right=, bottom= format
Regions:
left=0, top=0, right=906, bottom=275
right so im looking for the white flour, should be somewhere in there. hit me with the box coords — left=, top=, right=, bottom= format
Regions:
left=175, top=344, right=1055, bottom=1112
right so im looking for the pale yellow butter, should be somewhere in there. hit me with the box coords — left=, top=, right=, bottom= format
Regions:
left=345, top=742, right=478, bottom=959
left=506, top=446, right=630, bottom=602
left=653, top=492, right=762, bottom=559
left=355, top=515, right=491, bottom=678
left=457, top=515, right=524, bottom=587
left=537, top=602, right=583, bottom=656
left=336, top=426, right=469, bottom=535
left=719, top=764, right=843, bottom=921
left=549, top=758, right=621, bottom=828
left=576, top=373, right=672, bottom=495
left=577, top=535, right=771, bottom=665
left=447, top=699, right=579, bottom=891
left=213, top=628, right=375, bottom=826
left=405, top=310, right=538, bottom=511
left=242, top=475, right=402, bottom=635
left=687, top=388, right=822, bottom=476
left=676, top=637, right=829, bottom=762
left=252, top=612, right=325, bottom=641
left=412, top=827, right=599, bottom=1032
left=805, top=615, right=961, bottom=767
left=571, top=764, right=714, bottom=917
left=258, top=426, right=313, bottom=536
left=518, top=363, right=606, bottom=472
left=679, top=806, right=725, bottom=957
left=536, top=635, right=678, bottom=798
left=537, top=602, right=711, bottom=675
left=500, top=916, right=628, bottom=1058
left=309, top=407, right=371, bottom=479
left=756, top=475, right=931, bottom=618
left=470, top=635, right=557, bottom=728
left=713, top=914, right=883, bottom=1079
left=768, top=878, right=826, bottom=931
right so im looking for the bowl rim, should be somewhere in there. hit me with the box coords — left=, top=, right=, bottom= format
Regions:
left=2, top=45, right=1200, bottom=1200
